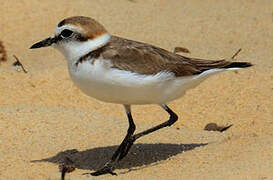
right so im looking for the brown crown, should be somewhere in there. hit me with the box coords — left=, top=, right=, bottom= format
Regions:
left=58, top=16, right=108, bottom=39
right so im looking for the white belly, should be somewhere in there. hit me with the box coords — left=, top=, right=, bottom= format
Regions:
left=68, top=59, right=224, bottom=105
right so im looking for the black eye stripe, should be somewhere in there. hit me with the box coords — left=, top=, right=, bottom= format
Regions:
left=75, top=34, right=89, bottom=41
left=60, top=29, right=73, bottom=38
left=54, top=30, right=88, bottom=43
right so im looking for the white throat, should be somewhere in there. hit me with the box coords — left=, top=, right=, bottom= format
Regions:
left=53, top=33, right=111, bottom=63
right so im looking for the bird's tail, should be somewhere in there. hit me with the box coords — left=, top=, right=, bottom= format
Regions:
left=182, top=57, right=253, bottom=73
left=222, top=61, right=253, bottom=69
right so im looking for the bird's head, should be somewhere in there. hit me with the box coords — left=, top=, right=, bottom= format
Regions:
left=30, top=16, right=111, bottom=61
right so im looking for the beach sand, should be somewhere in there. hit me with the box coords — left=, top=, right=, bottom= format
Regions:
left=0, top=0, right=272, bottom=179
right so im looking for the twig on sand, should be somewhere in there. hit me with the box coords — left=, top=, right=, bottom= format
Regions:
left=231, top=48, right=242, bottom=59
left=12, top=55, right=28, bottom=73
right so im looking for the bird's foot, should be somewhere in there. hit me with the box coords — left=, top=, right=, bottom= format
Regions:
left=90, top=161, right=117, bottom=176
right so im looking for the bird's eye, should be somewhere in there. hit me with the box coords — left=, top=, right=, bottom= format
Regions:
left=60, top=29, right=73, bottom=38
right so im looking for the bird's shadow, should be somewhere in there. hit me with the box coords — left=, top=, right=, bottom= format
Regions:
left=31, top=143, right=207, bottom=172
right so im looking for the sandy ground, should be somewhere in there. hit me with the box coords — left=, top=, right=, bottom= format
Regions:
left=0, top=0, right=273, bottom=179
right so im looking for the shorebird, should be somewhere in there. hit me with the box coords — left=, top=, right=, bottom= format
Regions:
left=30, top=16, right=252, bottom=176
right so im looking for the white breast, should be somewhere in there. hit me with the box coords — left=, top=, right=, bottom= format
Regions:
left=68, top=58, right=226, bottom=105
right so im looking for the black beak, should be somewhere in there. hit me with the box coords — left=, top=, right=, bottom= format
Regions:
left=30, top=37, right=57, bottom=49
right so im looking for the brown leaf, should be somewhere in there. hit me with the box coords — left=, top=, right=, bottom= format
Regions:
left=173, top=46, right=191, bottom=54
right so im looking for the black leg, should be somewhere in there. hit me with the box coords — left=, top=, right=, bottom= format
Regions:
left=91, top=104, right=178, bottom=176
left=118, top=104, right=178, bottom=160
left=91, top=105, right=136, bottom=176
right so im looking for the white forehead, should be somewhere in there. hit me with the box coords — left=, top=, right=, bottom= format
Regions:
left=54, top=24, right=83, bottom=36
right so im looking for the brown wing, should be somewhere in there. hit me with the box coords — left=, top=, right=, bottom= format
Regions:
left=100, top=36, right=235, bottom=77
